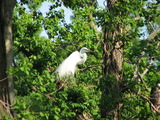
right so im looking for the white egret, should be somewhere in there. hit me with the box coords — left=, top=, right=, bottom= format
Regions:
left=55, top=47, right=90, bottom=78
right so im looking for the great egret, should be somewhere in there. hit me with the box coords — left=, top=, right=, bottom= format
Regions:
left=55, top=47, right=90, bottom=78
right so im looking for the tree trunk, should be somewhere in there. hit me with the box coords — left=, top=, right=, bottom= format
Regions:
left=0, top=0, right=16, bottom=118
left=101, top=0, right=123, bottom=119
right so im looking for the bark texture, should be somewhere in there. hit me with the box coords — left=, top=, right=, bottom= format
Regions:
left=101, top=0, right=123, bottom=119
left=0, top=0, right=16, bottom=118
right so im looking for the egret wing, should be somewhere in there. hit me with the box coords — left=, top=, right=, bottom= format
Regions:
left=55, top=51, right=80, bottom=77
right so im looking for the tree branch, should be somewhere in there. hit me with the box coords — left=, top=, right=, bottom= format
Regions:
left=131, top=52, right=144, bottom=81
left=131, top=23, right=160, bottom=81
left=140, top=58, right=153, bottom=77
left=0, top=72, right=17, bottom=82
left=80, top=64, right=102, bottom=72
left=46, top=81, right=68, bottom=96
left=31, top=78, right=69, bottom=101
left=147, top=28, right=160, bottom=41
left=0, top=100, right=13, bottom=118
left=131, top=89, right=160, bottom=114
left=137, top=72, right=150, bottom=92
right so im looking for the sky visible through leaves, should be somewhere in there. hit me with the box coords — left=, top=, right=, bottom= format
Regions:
left=39, top=0, right=105, bottom=38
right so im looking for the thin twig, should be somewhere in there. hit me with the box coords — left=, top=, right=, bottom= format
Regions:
left=31, top=78, right=69, bottom=101
left=131, top=53, right=144, bottom=81
left=0, top=76, right=8, bottom=82
left=0, top=72, right=17, bottom=82
left=47, top=81, right=67, bottom=96
left=80, top=64, right=102, bottom=72
left=31, top=84, right=56, bottom=101
left=148, top=22, right=155, bottom=31
left=141, top=58, right=153, bottom=77
left=137, top=72, right=150, bottom=92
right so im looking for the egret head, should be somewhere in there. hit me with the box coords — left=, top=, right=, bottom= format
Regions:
left=80, top=47, right=90, bottom=54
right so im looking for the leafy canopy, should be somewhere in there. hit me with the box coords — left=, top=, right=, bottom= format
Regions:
left=10, top=0, right=160, bottom=119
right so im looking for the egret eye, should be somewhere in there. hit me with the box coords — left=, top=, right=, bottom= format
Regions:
left=80, top=56, right=83, bottom=59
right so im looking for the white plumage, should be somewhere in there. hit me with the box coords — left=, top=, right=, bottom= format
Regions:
left=55, top=47, right=89, bottom=78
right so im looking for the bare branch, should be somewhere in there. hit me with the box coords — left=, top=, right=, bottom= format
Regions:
left=140, top=58, right=153, bottom=77
left=148, top=22, right=155, bottom=31
left=134, top=16, right=140, bottom=21
left=46, top=81, right=67, bottom=96
left=31, top=84, right=56, bottom=101
left=147, top=28, right=160, bottom=41
left=131, top=53, right=144, bottom=81
left=147, top=22, right=160, bottom=48
left=131, top=22, right=159, bottom=81
left=131, top=89, right=160, bottom=114
left=31, top=78, right=69, bottom=101
left=80, top=64, right=102, bottom=72
left=0, top=76, right=8, bottom=82
left=0, top=72, right=17, bottom=82
left=91, top=0, right=97, bottom=6
left=137, top=72, right=150, bottom=92
left=0, top=100, right=13, bottom=118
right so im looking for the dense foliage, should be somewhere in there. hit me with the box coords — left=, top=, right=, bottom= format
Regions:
left=6, top=0, right=160, bottom=119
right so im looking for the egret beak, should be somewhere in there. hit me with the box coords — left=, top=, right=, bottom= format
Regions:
left=87, top=49, right=93, bottom=53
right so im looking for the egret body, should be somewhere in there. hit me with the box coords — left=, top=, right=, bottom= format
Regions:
left=55, top=47, right=89, bottom=78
